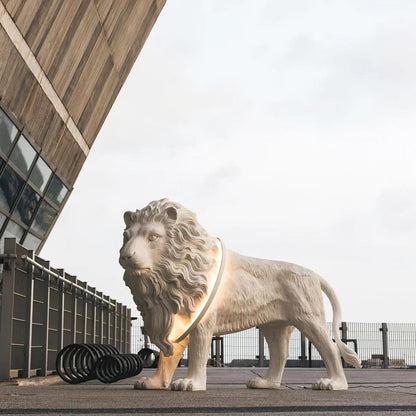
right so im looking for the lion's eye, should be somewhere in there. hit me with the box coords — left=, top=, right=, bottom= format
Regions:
left=148, top=234, right=159, bottom=242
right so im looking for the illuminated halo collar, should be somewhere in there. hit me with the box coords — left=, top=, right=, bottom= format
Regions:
left=174, top=238, right=226, bottom=343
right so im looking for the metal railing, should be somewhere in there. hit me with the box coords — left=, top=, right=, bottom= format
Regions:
left=0, top=238, right=131, bottom=380
left=131, top=321, right=416, bottom=369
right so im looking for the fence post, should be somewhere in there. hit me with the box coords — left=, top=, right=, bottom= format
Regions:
left=121, top=305, right=127, bottom=353
left=380, top=323, right=389, bottom=369
left=258, top=328, right=265, bottom=367
left=81, top=282, right=88, bottom=343
left=0, top=238, right=17, bottom=380
left=117, top=302, right=122, bottom=350
left=97, top=292, right=104, bottom=344
left=340, top=322, right=348, bottom=368
left=111, top=299, right=116, bottom=346
left=56, top=269, right=65, bottom=369
left=92, top=288, right=97, bottom=344
left=126, top=308, right=131, bottom=353
left=104, top=295, right=111, bottom=343
left=22, top=250, right=34, bottom=378
left=340, top=322, right=347, bottom=341
left=300, top=333, right=307, bottom=367
left=308, top=340, right=312, bottom=367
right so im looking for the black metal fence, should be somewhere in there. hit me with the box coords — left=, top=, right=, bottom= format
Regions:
left=0, top=238, right=131, bottom=380
left=131, top=321, right=416, bottom=369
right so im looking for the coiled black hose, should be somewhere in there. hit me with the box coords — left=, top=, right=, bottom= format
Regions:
left=137, top=347, right=160, bottom=368
left=95, top=353, right=143, bottom=383
left=56, top=344, right=158, bottom=384
left=56, top=343, right=119, bottom=384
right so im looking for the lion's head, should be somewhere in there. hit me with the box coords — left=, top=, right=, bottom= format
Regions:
left=119, top=198, right=217, bottom=355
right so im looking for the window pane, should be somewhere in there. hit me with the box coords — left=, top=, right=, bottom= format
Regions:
left=23, top=232, right=41, bottom=251
left=46, top=175, right=68, bottom=206
left=1, top=220, right=24, bottom=257
left=9, top=135, right=36, bottom=176
left=0, top=165, right=25, bottom=212
left=29, top=157, right=52, bottom=193
left=14, top=185, right=40, bottom=225
left=31, top=201, right=57, bottom=237
left=0, top=108, right=18, bottom=156
left=4, top=220, right=24, bottom=241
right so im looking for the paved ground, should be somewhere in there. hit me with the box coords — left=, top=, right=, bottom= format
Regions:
left=1, top=368, right=416, bottom=415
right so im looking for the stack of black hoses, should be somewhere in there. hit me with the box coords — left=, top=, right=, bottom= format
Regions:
left=56, top=343, right=144, bottom=384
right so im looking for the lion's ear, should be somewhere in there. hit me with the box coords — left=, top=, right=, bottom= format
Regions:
left=165, top=206, right=177, bottom=222
left=123, top=211, right=135, bottom=227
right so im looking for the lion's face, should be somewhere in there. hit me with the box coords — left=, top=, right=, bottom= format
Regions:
left=119, top=198, right=216, bottom=356
left=119, top=221, right=167, bottom=274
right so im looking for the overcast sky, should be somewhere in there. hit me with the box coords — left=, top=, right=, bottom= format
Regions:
left=42, top=1, right=416, bottom=323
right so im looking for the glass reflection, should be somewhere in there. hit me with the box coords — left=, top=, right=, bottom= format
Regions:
left=46, top=175, right=68, bottom=206
left=31, top=200, right=57, bottom=236
left=0, top=165, right=24, bottom=212
left=14, top=185, right=40, bottom=225
left=3, top=220, right=24, bottom=241
left=23, top=232, right=41, bottom=251
left=0, top=211, right=6, bottom=229
left=1, top=220, right=24, bottom=260
left=9, top=135, right=36, bottom=176
left=0, top=109, right=18, bottom=156
left=29, top=157, right=52, bottom=193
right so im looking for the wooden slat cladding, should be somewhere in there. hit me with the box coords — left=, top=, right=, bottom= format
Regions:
left=23, top=2, right=63, bottom=57
left=51, top=129, right=86, bottom=184
left=119, top=1, right=160, bottom=84
left=47, top=2, right=98, bottom=97
left=96, top=0, right=159, bottom=83
left=0, top=26, right=14, bottom=95
left=1, top=0, right=166, bottom=184
left=93, top=0, right=113, bottom=23
left=7, top=0, right=44, bottom=35
left=65, top=32, right=113, bottom=128
left=77, top=58, right=119, bottom=146
left=20, top=81, right=64, bottom=156
left=0, top=33, right=36, bottom=120
left=2, top=0, right=23, bottom=17
left=35, top=2, right=82, bottom=74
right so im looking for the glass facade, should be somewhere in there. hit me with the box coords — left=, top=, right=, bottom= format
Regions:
left=0, top=107, right=70, bottom=253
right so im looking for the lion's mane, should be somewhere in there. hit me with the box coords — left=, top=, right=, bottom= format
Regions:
left=123, top=199, right=216, bottom=355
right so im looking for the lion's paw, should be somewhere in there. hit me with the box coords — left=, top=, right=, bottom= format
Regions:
left=312, top=378, right=348, bottom=391
left=134, top=376, right=168, bottom=390
left=247, top=377, right=280, bottom=389
left=171, top=378, right=206, bottom=391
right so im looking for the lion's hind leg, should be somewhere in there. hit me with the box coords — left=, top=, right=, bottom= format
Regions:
left=247, top=323, right=294, bottom=389
left=296, top=319, right=348, bottom=390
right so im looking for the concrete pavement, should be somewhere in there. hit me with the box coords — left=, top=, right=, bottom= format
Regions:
left=0, top=368, right=416, bottom=415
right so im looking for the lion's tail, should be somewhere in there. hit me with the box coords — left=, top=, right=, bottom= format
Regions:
left=320, top=277, right=362, bottom=368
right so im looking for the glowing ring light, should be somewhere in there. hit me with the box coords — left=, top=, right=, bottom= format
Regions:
left=173, top=238, right=226, bottom=343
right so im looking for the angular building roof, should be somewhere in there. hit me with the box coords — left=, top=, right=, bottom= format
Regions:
left=0, top=0, right=166, bottom=252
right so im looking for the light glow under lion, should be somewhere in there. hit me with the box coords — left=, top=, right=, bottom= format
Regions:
left=168, top=238, right=225, bottom=343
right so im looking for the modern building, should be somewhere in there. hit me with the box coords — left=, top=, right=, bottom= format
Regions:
left=0, top=0, right=166, bottom=254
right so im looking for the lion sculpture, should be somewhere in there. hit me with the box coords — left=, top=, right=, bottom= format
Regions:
left=120, top=198, right=361, bottom=391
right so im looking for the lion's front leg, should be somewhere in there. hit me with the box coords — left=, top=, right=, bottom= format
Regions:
left=171, top=323, right=213, bottom=391
left=134, top=338, right=188, bottom=390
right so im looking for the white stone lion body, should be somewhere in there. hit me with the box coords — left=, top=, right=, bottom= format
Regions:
left=120, top=199, right=361, bottom=391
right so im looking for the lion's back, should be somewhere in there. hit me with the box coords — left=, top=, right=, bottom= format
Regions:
left=224, top=251, right=325, bottom=319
